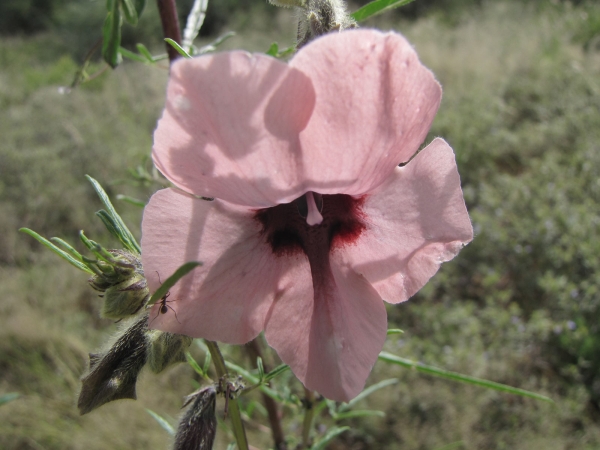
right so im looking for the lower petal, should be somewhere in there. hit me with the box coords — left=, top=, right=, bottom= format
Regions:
left=141, top=188, right=290, bottom=344
left=265, top=262, right=387, bottom=402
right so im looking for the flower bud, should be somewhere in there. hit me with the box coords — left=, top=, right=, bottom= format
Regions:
left=101, top=273, right=150, bottom=319
left=173, top=387, right=217, bottom=450
left=88, top=250, right=150, bottom=320
left=78, top=314, right=148, bottom=415
left=146, top=330, right=193, bottom=374
left=297, top=0, right=356, bottom=48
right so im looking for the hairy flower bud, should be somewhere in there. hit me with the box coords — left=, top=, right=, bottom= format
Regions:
left=146, top=330, right=193, bottom=374
left=88, top=249, right=150, bottom=320
left=298, top=0, right=356, bottom=48
left=101, top=273, right=149, bottom=319
left=173, top=387, right=217, bottom=450
left=78, top=314, right=148, bottom=415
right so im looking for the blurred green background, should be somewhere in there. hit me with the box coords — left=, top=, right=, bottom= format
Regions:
left=1, top=0, right=600, bottom=448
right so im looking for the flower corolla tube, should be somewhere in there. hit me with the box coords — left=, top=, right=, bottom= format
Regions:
left=141, top=29, right=473, bottom=402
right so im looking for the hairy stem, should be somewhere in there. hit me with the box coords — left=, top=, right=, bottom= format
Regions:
left=205, top=340, right=249, bottom=450
left=156, top=0, right=183, bottom=63
left=247, top=339, right=287, bottom=450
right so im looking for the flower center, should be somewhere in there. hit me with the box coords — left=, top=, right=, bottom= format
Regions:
left=254, top=193, right=366, bottom=258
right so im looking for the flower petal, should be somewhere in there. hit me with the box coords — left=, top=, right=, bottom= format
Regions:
left=141, top=188, right=295, bottom=343
left=291, top=29, right=442, bottom=196
left=336, top=138, right=473, bottom=303
left=153, top=52, right=316, bottom=207
left=265, top=262, right=387, bottom=402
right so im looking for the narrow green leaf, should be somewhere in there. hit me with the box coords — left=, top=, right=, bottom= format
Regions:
left=351, top=0, right=416, bottom=22
left=340, top=378, right=398, bottom=412
left=116, top=194, right=146, bottom=207
left=120, top=0, right=138, bottom=25
left=86, top=175, right=141, bottom=254
left=50, top=237, right=84, bottom=260
left=224, top=361, right=287, bottom=404
left=202, top=351, right=212, bottom=376
left=256, top=357, right=265, bottom=379
left=164, top=38, right=192, bottom=58
left=311, top=426, right=350, bottom=450
left=119, top=46, right=148, bottom=63
left=263, top=364, right=290, bottom=382
left=197, top=31, right=236, bottom=55
left=185, top=352, right=206, bottom=378
left=19, top=228, right=93, bottom=274
left=226, top=443, right=236, bottom=450
left=378, top=352, right=554, bottom=403
left=148, top=262, right=203, bottom=305
left=145, top=409, right=175, bottom=436
left=95, top=210, right=123, bottom=244
left=0, top=392, right=20, bottom=407
left=387, top=328, right=404, bottom=335
left=102, top=0, right=123, bottom=68
left=333, top=410, right=385, bottom=420
left=135, top=43, right=155, bottom=62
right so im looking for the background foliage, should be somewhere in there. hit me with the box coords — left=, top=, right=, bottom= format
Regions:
left=1, top=0, right=600, bottom=449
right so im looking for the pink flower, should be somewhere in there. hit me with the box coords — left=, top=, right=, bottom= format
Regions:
left=141, top=29, right=473, bottom=401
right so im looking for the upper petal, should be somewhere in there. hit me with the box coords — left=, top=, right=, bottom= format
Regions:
left=153, top=52, right=316, bottom=207
left=141, top=188, right=295, bottom=343
left=265, top=260, right=388, bottom=402
left=336, top=138, right=473, bottom=303
left=291, top=29, right=442, bottom=196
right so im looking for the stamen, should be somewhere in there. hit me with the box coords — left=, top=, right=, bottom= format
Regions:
left=305, top=191, right=323, bottom=226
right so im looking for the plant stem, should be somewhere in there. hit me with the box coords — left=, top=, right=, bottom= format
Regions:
left=301, top=388, right=316, bottom=448
left=205, top=340, right=249, bottom=450
left=156, top=0, right=183, bottom=64
left=246, top=339, right=287, bottom=450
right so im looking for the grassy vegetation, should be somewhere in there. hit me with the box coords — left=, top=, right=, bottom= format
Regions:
left=1, top=1, right=600, bottom=449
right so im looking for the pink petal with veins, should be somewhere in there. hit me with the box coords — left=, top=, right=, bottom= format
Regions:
left=153, top=52, right=316, bottom=207
left=265, top=261, right=387, bottom=402
left=292, top=30, right=442, bottom=196
left=142, top=188, right=296, bottom=343
left=336, top=138, right=473, bottom=303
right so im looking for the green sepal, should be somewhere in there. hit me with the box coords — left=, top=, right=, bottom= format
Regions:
left=102, top=0, right=123, bottom=68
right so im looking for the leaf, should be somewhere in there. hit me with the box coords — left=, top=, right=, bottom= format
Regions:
left=146, top=408, right=176, bottom=436
left=387, top=328, right=404, bottom=335
left=263, top=364, right=290, bottom=382
left=182, top=0, right=209, bottom=52
left=351, top=0, right=416, bottom=22
left=148, top=262, right=203, bottom=305
left=164, top=38, right=192, bottom=59
left=86, top=175, right=141, bottom=254
left=0, top=392, right=20, bottom=407
left=119, top=46, right=148, bottom=63
left=185, top=352, right=206, bottom=378
left=116, top=195, right=146, bottom=207
left=134, top=0, right=146, bottom=16
left=266, top=43, right=279, bottom=57
left=339, top=378, right=398, bottom=412
left=19, top=228, right=93, bottom=274
left=120, top=0, right=138, bottom=25
left=333, top=410, right=385, bottom=420
left=102, top=0, right=123, bottom=68
left=136, top=43, right=155, bottom=62
left=311, top=426, right=350, bottom=450
left=378, top=352, right=554, bottom=403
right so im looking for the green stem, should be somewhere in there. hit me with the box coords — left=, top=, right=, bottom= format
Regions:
left=301, top=388, right=315, bottom=448
left=205, top=340, right=249, bottom=450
